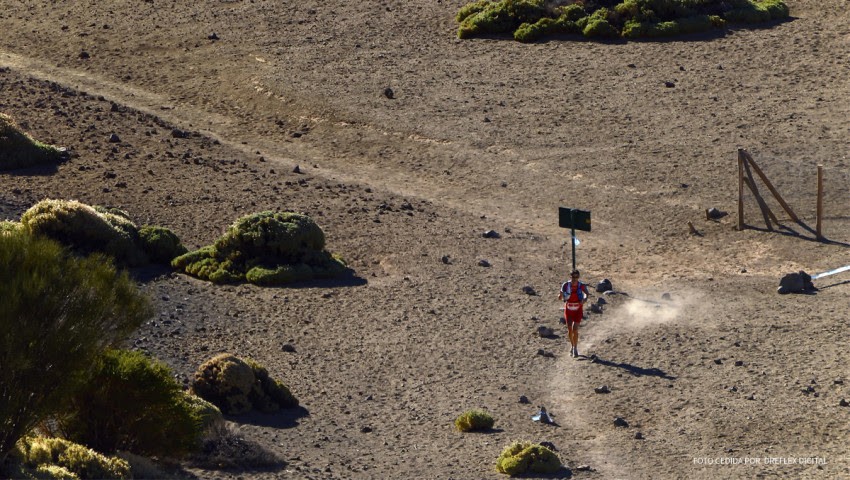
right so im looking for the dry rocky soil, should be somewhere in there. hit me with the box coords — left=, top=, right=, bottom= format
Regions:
left=1, top=1, right=850, bottom=478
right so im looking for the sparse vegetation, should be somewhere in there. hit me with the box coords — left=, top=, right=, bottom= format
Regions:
left=0, top=230, right=151, bottom=464
left=51, top=349, right=207, bottom=458
left=189, top=423, right=286, bottom=471
left=191, top=354, right=298, bottom=415
left=0, top=113, right=65, bottom=170
left=6, top=436, right=131, bottom=480
left=457, top=0, right=789, bottom=41
left=455, top=410, right=495, bottom=432
left=18, top=199, right=185, bottom=267
left=172, top=211, right=348, bottom=285
left=495, top=441, right=562, bottom=476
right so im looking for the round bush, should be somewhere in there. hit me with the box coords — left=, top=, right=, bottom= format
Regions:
left=495, top=441, right=561, bottom=476
left=191, top=354, right=298, bottom=415
left=173, top=211, right=348, bottom=286
left=20, top=199, right=147, bottom=266
left=455, top=410, right=495, bottom=432
left=10, top=437, right=130, bottom=480
left=0, top=113, right=65, bottom=170
left=138, top=225, right=188, bottom=264
left=55, top=349, right=206, bottom=458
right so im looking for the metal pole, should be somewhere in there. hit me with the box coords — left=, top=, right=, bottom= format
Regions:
left=570, top=210, right=576, bottom=271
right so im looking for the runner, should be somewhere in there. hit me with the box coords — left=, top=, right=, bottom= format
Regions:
left=559, top=269, right=589, bottom=358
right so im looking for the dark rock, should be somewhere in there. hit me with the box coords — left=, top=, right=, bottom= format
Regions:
left=360, top=426, right=372, bottom=433
left=383, top=87, right=394, bottom=99
left=706, top=207, right=728, bottom=220
left=536, top=349, right=555, bottom=358
left=594, top=385, right=611, bottom=394
left=171, top=128, right=188, bottom=138
left=537, top=325, right=555, bottom=337
left=575, top=465, right=595, bottom=472
left=714, top=359, right=722, bottom=365
left=839, top=399, right=849, bottom=407
left=613, top=417, right=629, bottom=428
left=79, top=51, right=90, bottom=59
left=108, top=133, right=121, bottom=143
left=734, top=360, right=744, bottom=367
left=539, top=441, right=558, bottom=451
left=518, top=395, right=530, bottom=404
left=778, top=271, right=813, bottom=294
left=478, top=259, right=491, bottom=267
left=482, top=230, right=500, bottom=239
left=293, top=165, right=302, bottom=174
left=522, top=285, right=537, bottom=296
left=661, top=292, right=672, bottom=301
left=634, top=431, right=644, bottom=440
left=596, top=278, right=613, bottom=293
left=208, top=32, right=219, bottom=40
left=281, top=343, right=296, bottom=353
left=596, top=297, right=607, bottom=305
left=441, top=255, right=451, bottom=265
left=590, top=303, right=603, bottom=314
left=664, top=81, right=675, bottom=88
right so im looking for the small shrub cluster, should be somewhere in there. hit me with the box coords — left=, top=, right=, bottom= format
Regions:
left=8, top=436, right=131, bottom=480
left=172, top=211, right=347, bottom=285
left=457, top=0, right=789, bottom=41
left=52, top=349, right=211, bottom=458
left=191, top=354, right=298, bottom=415
left=0, top=113, right=65, bottom=170
left=189, top=423, right=286, bottom=471
left=18, top=199, right=186, bottom=267
left=495, top=441, right=561, bottom=476
left=455, top=410, right=495, bottom=432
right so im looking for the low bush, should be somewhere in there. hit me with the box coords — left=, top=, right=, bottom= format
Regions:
left=138, top=225, right=188, bottom=264
left=54, top=349, right=206, bottom=458
left=172, top=211, right=348, bottom=286
left=455, top=410, right=495, bottom=432
left=0, top=113, right=65, bottom=170
left=495, top=441, right=561, bottom=476
left=7, top=437, right=130, bottom=480
left=457, top=0, right=788, bottom=41
left=189, top=423, right=286, bottom=471
left=0, top=231, right=151, bottom=463
left=191, top=354, right=298, bottom=415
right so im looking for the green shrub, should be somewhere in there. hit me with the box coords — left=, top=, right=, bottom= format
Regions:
left=495, top=441, right=561, bottom=476
left=20, top=199, right=147, bottom=267
left=0, top=220, right=21, bottom=234
left=456, top=0, right=787, bottom=40
left=9, top=437, right=130, bottom=480
left=0, top=231, right=151, bottom=463
left=0, top=113, right=65, bottom=170
left=53, top=349, right=205, bottom=458
left=138, top=225, right=188, bottom=263
left=172, top=211, right=348, bottom=286
left=455, top=410, right=495, bottom=432
left=191, top=354, right=298, bottom=415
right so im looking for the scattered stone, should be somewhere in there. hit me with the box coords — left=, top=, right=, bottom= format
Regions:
left=478, top=259, right=491, bottom=267
left=360, top=426, right=373, bottom=433
left=483, top=117, right=491, bottom=123
left=596, top=297, right=607, bottom=305
left=531, top=406, right=552, bottom=424
left=664, top=81, right=675, bottom=88
left=537, top=325, right=555, bottom=337
left=728, top=386, right=737, bottom=392
left=79, top=51, right=90, bottom=59
left=590, top=303, right=603, bottom=314
left=482, top=229, right=500, bottom=239
left=539, top=441, right=558, bottom=451
left=292, top=165, right=302, bottom=174
left=575, top=465, right=595, bottom=472
left=441, top=255, right=451, bottom=265
left=594, top=385, right=611, bottom=394
left=501, top=181, right=508, bottom=187
left=634, top=431, right=644, bottom=440
left=382, top=87, right=394, bottom=99
left=777, top=271, right=814, bottom=294
left=706, top=207, right=728, bottom=220
left=108, top=133, right=121, bottom=143
left=839, top=399, right=849, bottom=407
left=734, top=360, right=744, bottom=367
left=801, top=386, right=815, bottom=394
left=613, top=417, right=629, bottom=428
left=281, top=343, right=296, bottom=353
left=171, top=128, right=188, bottom=138
left=596, top=278, right=613, bottom=293
left=536, top=349, right=555, bottom=358
left=522, top=285, right=537, bottom=296
left=661, top=292, right=672, bottom=301
left=835, top=378, right=844, bottom=385
left=208, top=32, right=219, bottom=40
left=518, top=395, right=530, bottom=404
left=746, top=394, right=755, bottom=401
left=291, top=131, right=303, bottom=138
left=714, top=358, right=722, bottom=365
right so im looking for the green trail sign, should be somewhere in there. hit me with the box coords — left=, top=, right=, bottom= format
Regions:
left=558, top=207, right=591, bottom=271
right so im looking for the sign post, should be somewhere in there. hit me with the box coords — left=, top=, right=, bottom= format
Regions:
left=558, top=207, right=591, bottom=272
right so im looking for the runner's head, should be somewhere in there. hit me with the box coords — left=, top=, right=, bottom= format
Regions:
left=571, top=270, right=580, bottom=279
